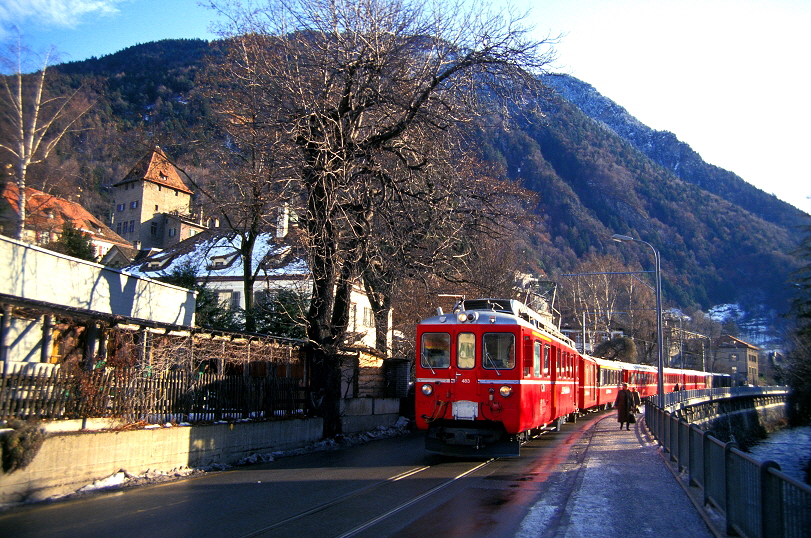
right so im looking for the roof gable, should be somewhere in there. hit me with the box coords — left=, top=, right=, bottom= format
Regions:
left=114, top=146, right=193, bottom=195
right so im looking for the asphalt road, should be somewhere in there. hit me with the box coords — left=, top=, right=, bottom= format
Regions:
left=0, top=410, right=635, bottom=538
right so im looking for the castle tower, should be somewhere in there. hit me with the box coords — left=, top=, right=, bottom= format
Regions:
left=111, top=147, right=203, bottom=250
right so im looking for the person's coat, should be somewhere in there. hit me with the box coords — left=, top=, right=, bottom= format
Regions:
left=614, top=388, right=633, bottom=423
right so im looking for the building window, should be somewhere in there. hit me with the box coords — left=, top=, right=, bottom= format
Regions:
left=129, top=220, right=135, bottom=233
left=117, top=203, right=124, bottom=212
left=150, top=222, right=158, bottom=236
left=130, top=201, right=139, bottom=209
left=215, top=290, right=241, bottom=311
left=189, top=229, right=196, bottom=237
left=116, top=222, right=122, bottom=234
left=168, top=227, right=177, bottom=237
left=155, top=205, right=159, bottom=211
left=363, top=307, right=374, bottom=328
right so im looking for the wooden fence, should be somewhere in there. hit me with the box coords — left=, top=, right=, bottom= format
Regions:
left=0, top=368, right=306, bottom=424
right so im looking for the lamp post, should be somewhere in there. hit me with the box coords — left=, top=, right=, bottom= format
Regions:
left=611, top=234, right=665, bottom=407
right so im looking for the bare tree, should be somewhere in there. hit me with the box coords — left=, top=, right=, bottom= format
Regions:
left=0, top=38, right=92, bottom=240
left=206, top=0, right=557, bottom=435
left=188, top=48, right=303, bottom=333
left=559, top=253, right=657, bottom=361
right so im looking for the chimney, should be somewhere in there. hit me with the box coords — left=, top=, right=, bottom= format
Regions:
left=134, top=241, right=142, bottom=250
left=276, top=204, right=289, bottom=239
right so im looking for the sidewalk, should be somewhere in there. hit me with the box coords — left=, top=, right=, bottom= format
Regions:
left=517, top=411, right=720, bottom=538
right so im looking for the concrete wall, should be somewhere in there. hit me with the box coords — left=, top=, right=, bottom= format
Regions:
left=341, top=397, right=401, bottom=433
left=678, top=394, right=788, bottom=449
left=0, top=235, right=196, bottom=326
left=0, top=397, right=402, bottom=505
left=0, top=418, right=323, bottom=504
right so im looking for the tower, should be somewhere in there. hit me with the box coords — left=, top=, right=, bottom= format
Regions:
left=111, top=147, right=203, bottom=250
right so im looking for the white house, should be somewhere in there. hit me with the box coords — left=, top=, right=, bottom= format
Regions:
left=125, top=228, right=388, bottom=350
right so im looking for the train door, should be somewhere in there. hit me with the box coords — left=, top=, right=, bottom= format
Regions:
left=530, top=338, right=552, bottom=427
left=451, top=331, right=480, bottom=420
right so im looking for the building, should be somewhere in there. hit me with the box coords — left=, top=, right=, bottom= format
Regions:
left=0, top=234, right=196, bottom=373
left=125, top=223, right=389, bottom=351
left=110, top=147, right=206, bottom=250
left=712, top=334, right=760, bottom=386
left=0, top=180, right=130, bottom=260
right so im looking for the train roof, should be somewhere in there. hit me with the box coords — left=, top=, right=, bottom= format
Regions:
left=419, top=297, right=576, bottom=348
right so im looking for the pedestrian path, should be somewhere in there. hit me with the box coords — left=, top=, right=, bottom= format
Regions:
left=517, top=411, right=720, bottom=537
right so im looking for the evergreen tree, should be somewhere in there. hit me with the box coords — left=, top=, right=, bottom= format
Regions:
left=254, top=288, right=307, bottom=339
left=52, top=221, right=96, bottom=261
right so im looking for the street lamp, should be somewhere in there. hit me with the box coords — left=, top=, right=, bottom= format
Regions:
left=611, top=234, right=665, bottom=407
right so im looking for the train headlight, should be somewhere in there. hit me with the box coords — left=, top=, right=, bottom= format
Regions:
left=421, top=384, right=434, bottom=396
left=456, top=312, right=478, bottom=323
left=499, top=385, right=512, bottom=398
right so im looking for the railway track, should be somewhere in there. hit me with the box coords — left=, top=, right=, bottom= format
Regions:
left=238, top=458, right=496, bottom=537
left=0, top=418, right=605, bottom=538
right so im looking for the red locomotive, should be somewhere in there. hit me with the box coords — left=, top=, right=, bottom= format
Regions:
left=414, top=297, right=727, bottom=457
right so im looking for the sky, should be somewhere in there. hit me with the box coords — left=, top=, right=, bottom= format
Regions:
left=2, top=0, right=809, bottom=214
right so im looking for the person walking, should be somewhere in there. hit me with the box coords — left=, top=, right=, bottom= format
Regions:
left=615, top=383, right=633, bottom=430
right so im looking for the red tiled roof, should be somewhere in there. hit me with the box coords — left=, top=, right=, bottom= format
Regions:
left=1, top=181, right=130, bottom=246
left=113, top=146, right=193, bottom=194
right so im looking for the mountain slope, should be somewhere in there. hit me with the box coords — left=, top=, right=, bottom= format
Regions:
left=475, top=83, right=801, bottom=316
left=8, top=39, right=801, bottom=325
left=541, top=74, right=807, bottom=230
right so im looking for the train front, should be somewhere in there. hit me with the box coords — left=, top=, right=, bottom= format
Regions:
left=414, top=302, right=523, bottom=457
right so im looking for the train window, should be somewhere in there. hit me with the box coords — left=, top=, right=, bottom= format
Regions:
left=457, top=333, right=475, bottom=369
left=421, top=333, right=451, bottom=369
left=534, top=341, right=542, bottom=377
left=483, top=333, right=515, bottom=369
left=543, top=345, right=550, bottom=375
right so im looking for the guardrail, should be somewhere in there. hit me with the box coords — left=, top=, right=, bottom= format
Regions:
left=645, top=388, right=811, bottom=538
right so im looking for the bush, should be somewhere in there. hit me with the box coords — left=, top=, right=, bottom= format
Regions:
left=1, top=419, right=47, bottom=473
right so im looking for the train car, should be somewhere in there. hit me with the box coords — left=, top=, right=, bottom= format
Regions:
left=577, top=354, right=599, bottom=412
left=624, top=362, right=657, bottom=399
left=414, top=297, right=725, bottom=457
left=592, top=357, right=623, bottom=409
left=414, top=298, right=581, bottom=457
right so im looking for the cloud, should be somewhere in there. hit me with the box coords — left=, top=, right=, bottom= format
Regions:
left=0, top=0, right=123, bottom=31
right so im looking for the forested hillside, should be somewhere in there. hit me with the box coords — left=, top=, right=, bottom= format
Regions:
left=6, top=38, right=803, bottom=329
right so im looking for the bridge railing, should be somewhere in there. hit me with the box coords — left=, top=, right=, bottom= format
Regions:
left=645, top=388, right=811, bottom=538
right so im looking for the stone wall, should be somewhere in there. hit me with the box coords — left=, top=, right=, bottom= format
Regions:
left=678, top=394, right=788, bottom=449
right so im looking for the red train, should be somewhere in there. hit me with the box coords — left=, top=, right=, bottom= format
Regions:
left=414, top=298, right=729, bottom=457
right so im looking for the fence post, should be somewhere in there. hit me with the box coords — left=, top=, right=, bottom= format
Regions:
left=724, top=440, right=738, bottom=536
left=688, top=424, right=701, bottom=487
left=760, top=460, right=782, bottom=538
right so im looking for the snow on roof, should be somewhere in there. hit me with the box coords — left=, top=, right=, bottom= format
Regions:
left=126, top=231, right=309, bottom=281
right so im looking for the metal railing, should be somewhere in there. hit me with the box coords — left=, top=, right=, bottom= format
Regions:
left=645, top=388, right=811, bottom=538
